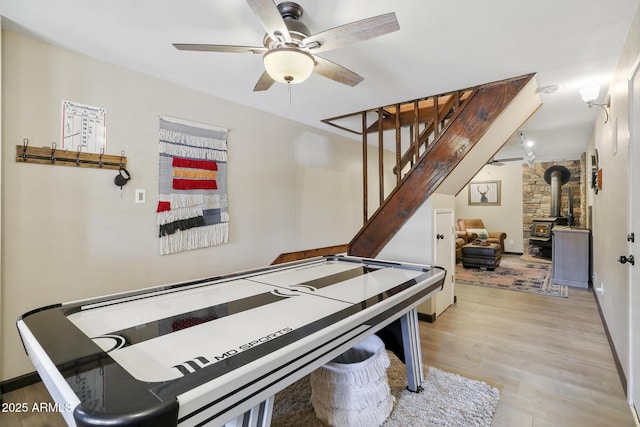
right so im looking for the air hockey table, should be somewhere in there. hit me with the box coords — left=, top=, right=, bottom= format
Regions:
left=17, top=255, right=445, bottom=427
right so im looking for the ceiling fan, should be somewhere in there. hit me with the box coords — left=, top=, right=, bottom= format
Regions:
left=173, top=0, right=400, bottom=91
left=487, top=157, right=524, bottom=166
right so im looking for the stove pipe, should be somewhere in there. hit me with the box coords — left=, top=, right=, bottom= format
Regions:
left=543, top=166, right=571, bottom=217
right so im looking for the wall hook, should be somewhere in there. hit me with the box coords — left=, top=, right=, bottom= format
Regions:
left=50, top=142, right=57, bottom=163
left=21, top=138, right=29, bottom=161
left=76, top=145, right=83, bottom=166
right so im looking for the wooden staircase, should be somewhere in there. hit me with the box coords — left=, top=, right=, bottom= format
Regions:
left=322, top=74, right=539, bottom=258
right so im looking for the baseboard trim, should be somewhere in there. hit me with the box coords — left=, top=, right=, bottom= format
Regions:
left=593, top=289, right=627, bottom=397
left=418, top=312, right=436, bottom=323
left=417, top=296, right=457, bottom=324
left=0, top=371, right=41, bottom=395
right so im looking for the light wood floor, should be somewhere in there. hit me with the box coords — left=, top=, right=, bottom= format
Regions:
left=1, top=272, right=636, bottom=426
left=421, top=281, right=636, bottom=427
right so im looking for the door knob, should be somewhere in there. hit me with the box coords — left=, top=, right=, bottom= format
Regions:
left=618, top=255, right=635, bottom=266
left=436, top=234, right=444, bottom=240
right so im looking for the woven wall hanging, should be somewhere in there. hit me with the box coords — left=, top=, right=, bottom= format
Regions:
left=157, top=116, right=229, bottom=255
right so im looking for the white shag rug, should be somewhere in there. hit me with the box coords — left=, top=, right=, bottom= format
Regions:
left=383, top=366, right=499, bottom=427
left=272, top=352, right=500, bottom=427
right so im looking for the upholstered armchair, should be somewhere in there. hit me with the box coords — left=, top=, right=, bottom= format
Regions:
left=456, top=219, right=506, bottom=253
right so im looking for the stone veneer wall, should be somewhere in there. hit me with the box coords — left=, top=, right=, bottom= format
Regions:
left=522, top=157, right=585, bottom=255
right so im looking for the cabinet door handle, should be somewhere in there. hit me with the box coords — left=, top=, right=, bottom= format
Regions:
left=436, top=234, right=444, bottom=240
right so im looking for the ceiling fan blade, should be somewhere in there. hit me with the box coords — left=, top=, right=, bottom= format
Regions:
left=314, top=56, right=364, bottom=87
left=304, top=12, right=399, bottom=53
left=246, top=0, right=291, bottom=43
left=253, top=71, right=276, bottom=91
left=489, top=157, right=523, bottom=165
left=173, top=44, right=267, bottom=54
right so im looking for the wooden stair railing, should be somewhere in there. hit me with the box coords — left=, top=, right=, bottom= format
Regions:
left=348, top=74, right=536, bottom=258
left=324, top=90, right=474, bottom=179
left=393, top=90, right=473, bottom=175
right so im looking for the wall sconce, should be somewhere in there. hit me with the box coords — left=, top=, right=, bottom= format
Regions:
left=580, top=85, right=610, bottom=123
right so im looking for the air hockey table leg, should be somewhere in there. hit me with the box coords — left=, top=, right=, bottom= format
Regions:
left=224, top=396, right=274, bottom=427
left=400, top=308, right=424, bottom=392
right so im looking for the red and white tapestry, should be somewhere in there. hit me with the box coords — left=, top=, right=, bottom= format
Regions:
left=157, top=116, right=228, bottom=255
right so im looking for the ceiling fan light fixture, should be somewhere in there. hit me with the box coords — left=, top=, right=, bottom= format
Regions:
left=263, top=48, right=315, bottom=85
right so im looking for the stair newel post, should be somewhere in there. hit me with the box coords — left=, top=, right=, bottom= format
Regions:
left=409, top=125, right=415, bottom=168
left=395, top=103, right=402, bottom=185
left=362, top=111, right=368, bottom=224
left=413, top=99, right=419, bottom=166
left=378, top=107, right=384, bottom=205
left=433, top=94, right=440, bottom=141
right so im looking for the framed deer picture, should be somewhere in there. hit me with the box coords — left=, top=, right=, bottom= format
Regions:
left=468, top=180, right=501, bottom=206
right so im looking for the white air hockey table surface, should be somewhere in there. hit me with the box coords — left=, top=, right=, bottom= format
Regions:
left=17, top=255, right=445, bottom=427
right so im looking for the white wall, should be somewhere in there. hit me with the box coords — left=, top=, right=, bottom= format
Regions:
left=377, top=195, right=436, bottom=265
left=0, top=24, right=4, bottom=391
left=1, top=31, right=364, bottom=380
left=455, top=162, right=524, bottom=253
left=590, top=6, right=640, bottom=382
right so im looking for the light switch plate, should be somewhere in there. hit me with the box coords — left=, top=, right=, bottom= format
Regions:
left=135, top=189, right=146, bottom=204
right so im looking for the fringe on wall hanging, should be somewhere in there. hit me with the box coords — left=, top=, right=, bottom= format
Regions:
left=157, top=116, right=229, bottom=255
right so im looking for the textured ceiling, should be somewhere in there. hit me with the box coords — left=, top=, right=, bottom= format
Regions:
left=1, top=0, right=637, bottom=162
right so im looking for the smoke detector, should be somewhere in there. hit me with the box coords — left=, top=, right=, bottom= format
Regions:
left=540, top=84, right=560, bottom=95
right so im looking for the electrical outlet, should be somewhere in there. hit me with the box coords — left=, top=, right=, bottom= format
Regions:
left=509, top=239, right=514, bottom=245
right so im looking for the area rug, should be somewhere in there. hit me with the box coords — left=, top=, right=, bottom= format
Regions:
left=271, top=352, right=499, bottom=427
left=519, top=253, right=552, bottom=264
left=455, top=256, right=568, bottom=297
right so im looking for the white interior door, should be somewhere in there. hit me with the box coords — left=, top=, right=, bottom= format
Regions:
left=628, top=56, right=640, bottom=413
left=433, top=209, right=455, bottom=316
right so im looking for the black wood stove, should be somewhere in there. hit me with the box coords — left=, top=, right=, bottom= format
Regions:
left=528, top=165, right=571, bottom=259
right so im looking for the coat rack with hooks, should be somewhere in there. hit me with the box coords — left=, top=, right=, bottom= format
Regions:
left=15, top=138, right=126, bottom=170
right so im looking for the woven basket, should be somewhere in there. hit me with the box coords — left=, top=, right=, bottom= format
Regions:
left=310, top=335, right=394, bottom=427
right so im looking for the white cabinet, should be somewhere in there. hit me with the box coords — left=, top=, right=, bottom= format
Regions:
left=552, top=226, right=590, bottom=288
